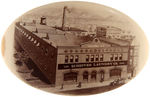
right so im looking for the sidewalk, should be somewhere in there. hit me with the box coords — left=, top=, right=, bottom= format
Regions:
left=41, top=80, right=116, bottom=92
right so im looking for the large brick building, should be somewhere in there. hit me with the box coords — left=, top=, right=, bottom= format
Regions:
left=14, top=17, right=131, bottom=87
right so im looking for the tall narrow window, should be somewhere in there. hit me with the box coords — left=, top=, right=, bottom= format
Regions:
left=65, top=55, right=69, bottom=63
left=100, top=54, right=103, bottom=61
left=70, top=55, right=74, bottom=62
left=91, top=55, right=94, bottom=62
left=114, top=54, right=118, bottom=60
left=75, top=55, right=79, bottom=62
left=31, top=37, right=34, bottom=42
left=86, top=55, right=89, bottom=62
left=110, top=54, right=113, bottom=61
left=91, top=71, right=97, bottom=80
left=36, top=42, right=40, bottom=47
left=100, top=70, right=105, bottom=82
left=119, top=54, right=122, bottom=60
left=95, top=54, right=99, bottom=61
left=83, top=71, right=88, bottom=81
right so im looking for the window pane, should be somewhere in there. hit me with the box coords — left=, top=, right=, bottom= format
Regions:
left=70, top=55, right=74, bottom=62
left=86, top=55, right=89, bottom=62
left=65, top=55, right=68, bottom=63
left=75, top=55, right=79, bottom=62
left=91, top=55, right=94, bottom=61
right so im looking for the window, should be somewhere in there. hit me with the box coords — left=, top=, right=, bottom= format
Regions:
left=75, top=50, right=78, bottom=53
left=80, top=49, right=83, bottom=53
left=65, top=55, right=69, bottom=63
left=118, top=54, right=122, bottom=60
left=110, top=54, right=113, bottom=61
left=91, top=55, right=94, bottom=62
left=34, top=40, right=37, bottom=44
left=114, top=54, right=118, bottom=60
left=94, top=49, right=97, bottom=52
left=95, top=54, right=99, bottom=61
left=100, top=54, right=103, bottom=61
left=70, top=49, right=73, bottom=53
left=75, top=55, right=79, bottom=62
left=64, top=72, right=77, bottom=82
left=110, top=69, right=121, bottom=77
left=100, top=70, right=105, bottom=82
left=85, top=49, right=88, bottom=52
left=91, top=71, right=97, bottom=80
left=70, top=55, right=74, bottom=62
left=83, top=71, right=88, bottom=81
left=45, top=48, right=49, bottom=55
left=36, top=42, right=40, bottom=47
left=86, top=55, right=89, bottom=62
left=26, top=34, right=28, bottom=37
left=31, top=37, right=34, bottom=42
left=28, top=36, right=31, bottom=40
left=90, top=49, right=93, bottom=52
left=64, top=50, right=68, bottom=53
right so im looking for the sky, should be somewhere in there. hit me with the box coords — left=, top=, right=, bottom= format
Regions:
left=20, top=1, right=137, bottom=34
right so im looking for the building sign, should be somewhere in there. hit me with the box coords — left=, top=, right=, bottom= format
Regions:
left=58, top=61, right=128, bottom=69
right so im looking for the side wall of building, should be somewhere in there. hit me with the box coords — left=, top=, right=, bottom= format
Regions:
left=15, top=23, right=57, bottom=85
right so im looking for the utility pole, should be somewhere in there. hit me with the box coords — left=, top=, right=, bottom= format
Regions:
left=62, top=6, right=67, bottom=31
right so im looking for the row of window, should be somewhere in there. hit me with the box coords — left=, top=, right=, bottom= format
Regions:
left=16, top=26, right=41, bottom=47
left=64, top=69, right=122, bottom=82
left=16, top=26, right=50, bottom=56
left=65, top=54, right=123, bottom=63
left=85, top=54, right=103, bottom=62
left=64, top=48, right=125, bottom=53
left=110, top=54, right=122, bottom=61
left=65, top=55, right=79, bottom=63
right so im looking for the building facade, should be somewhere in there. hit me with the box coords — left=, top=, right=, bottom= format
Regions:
left=15, top=21, right=130, bottom=87
left=56, top=38, right=129, bottom=86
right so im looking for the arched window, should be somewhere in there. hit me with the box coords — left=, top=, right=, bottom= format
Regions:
left=28, top=36, right=31, bottom=40
left=110, top=54, right=113, bottom=61
left=26, top=34, right=28, bottom=37
left=91, top=71, right=97, bottom=80
left=65, top=55, right=69, bottom=63
left=99, top=70, right=105, bottom=82
left=100, top=54, right=103, bottom=61
left=95, top=54, right=99, bottom=61
left=86, top=55, right=89, bottom=62
left=75, top=55, right=79, bottom=62
left=118, top=54, right=122, bottom=60
left=110, top=68, right=121, bottom=77
left=24, top=32, right=26, bottom=36
left=70, top=55, right=74, bottom=62
left=36, top=42, right=40, bottom=47
left=83, top=71, right=88, bottom=81
left=91, top=55, right=94, bottom=62
left=64, top=72, right=78, bottom=82
left=114, top=54, right=118, bottom=60
left=31, top=37, right=34, bottom=42
left=34, top=40, right=37, bottom=44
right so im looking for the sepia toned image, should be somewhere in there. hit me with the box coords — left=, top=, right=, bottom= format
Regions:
left=2, top=1, right=149, bottom=95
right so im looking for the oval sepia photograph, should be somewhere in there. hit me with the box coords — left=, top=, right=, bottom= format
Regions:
left=1, top=1, right=149, bottom=96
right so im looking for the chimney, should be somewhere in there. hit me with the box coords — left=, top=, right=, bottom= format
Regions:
left=40, top=16, right=46, bottom=25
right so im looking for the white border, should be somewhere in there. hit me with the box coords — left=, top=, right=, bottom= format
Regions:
left=0, top=0, right=150, bottom=97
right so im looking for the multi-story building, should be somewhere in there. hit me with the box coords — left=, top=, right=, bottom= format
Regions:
left=14, top=17, right=130, bottom=87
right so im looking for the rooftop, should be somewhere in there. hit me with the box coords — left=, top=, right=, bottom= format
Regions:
left=22, top=23, right=130, bottom=48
